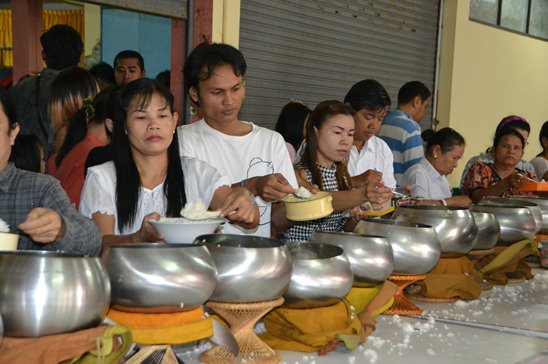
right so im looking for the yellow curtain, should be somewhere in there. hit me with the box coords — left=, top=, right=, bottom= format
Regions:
left=0, top=9, right=84, bottom=69
left=0, top=9, right=13, bottom=68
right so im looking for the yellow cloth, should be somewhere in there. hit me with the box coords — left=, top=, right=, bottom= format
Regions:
left=475, top=239, right=538, bottom=284
left=260, top=282, right=396, bottom=354
left=107, top=307, right=213, bottom=345
left=0, top=325, right=131, bottom=364
left=414, top=256, right=482, bottom=300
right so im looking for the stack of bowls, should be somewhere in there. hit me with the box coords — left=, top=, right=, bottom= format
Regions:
left=479, top=197, right=542, bottom=235
left=309, top=231, right=394, bottom=287
left=470, top=211, right=501, bottom=250
left=470, top=203, right=537, bottom=245
left=283, top=242, right=353, bottom=308
left=509, top=196, right=548, bottom=233
left=392, top=205, right=478, bottom=257
left=102, top=243, right=217, bottom=312
left=0, top=251, right=110, bottom=337
left=354, top=219, right=441, bottom=275
left=196, top=234, right=292, bottom=303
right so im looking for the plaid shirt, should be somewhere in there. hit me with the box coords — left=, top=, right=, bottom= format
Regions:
left=0, top=163, right=102, bottom=256
left=283, top=163, right=349, bottom=243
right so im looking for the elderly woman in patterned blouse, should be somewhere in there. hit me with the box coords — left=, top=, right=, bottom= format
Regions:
left=462, top=126, right=535, bottom=203
left=281, top=100, right=392, bottom=243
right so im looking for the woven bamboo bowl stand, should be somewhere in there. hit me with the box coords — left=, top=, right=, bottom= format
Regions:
left=200, top=297, right=284, bottom=364
left=384, top=274, right=426, bottom=315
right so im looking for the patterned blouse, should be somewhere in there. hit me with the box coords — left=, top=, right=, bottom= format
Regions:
left=283, top=163, right=349, bottom=243
left=461, top=161, right=535, bottom=198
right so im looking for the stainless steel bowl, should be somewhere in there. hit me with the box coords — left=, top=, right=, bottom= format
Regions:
left=103, top=243, right=217, bottom=312
left=283, top=243, right=353, bottom=308
left=392, top=205, right=478, bottom=257
left=354, top=218, right=441, bottom=275
left=470, top=211, right=501, bottom=250
left=470, top=204, right=537, bottom=245
left=197, top=234, right=292, bottom=302
left=309, top=231, right=394, bottom=287
left=509, top=196, right=548, bottom=233
left=480, top=197, right=542, bottom=235
left=0, top=251, right=110, bottom=337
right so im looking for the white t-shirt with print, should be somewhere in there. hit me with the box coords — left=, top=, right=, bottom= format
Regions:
left=178, top=119, right=298, bottom=237
left=80, top=157, right=229, bottom=235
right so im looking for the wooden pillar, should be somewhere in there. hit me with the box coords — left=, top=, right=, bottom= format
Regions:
left=12, top=0, right=43, bottom=84
left=193, top=0, right=213, bottom=47
left=171, top=18, right=186, bottom=122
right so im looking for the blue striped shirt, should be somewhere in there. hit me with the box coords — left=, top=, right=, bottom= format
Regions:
left=378, top=110, right=424, bottom=185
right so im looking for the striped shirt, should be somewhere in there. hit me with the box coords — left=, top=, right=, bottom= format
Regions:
left=378, top=110, right=424, bottom=185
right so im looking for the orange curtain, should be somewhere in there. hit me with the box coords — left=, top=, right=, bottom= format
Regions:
left=0, top=9, right=84, bottom=69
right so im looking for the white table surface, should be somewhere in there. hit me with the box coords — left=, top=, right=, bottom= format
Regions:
left=172, top=270, right=548, bottom=364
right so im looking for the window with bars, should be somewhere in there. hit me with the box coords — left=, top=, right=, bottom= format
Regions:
left=470, top=0, right=548, bottom=40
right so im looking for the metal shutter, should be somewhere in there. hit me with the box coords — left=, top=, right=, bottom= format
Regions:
left=238, top=0, right=440, bottom=130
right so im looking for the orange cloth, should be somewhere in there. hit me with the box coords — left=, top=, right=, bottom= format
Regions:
left=0, top=325, right=131, bottom=364
left=475, top=239, right=538, bottom=285
left=260, top=282, right=396, bottom=354
left=414, top=256, right=481, bottom=300
left=107, top=307, right=213, bottom=345
left=47, top=133, right=104, bottom=209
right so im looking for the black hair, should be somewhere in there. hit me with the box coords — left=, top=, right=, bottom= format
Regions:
left=155, top=70, right=170, bottom=89
left=89, top=62, right=116, bottom=87
left=54, top=67, right=99, bottom=167
left=275, top=101, right=311, bottom=151
left=10, top=134, right=43, bottom=172
left=344, top=79, right=391, bottom=112
left=493, top=126, right=526, bottom=150
left=537, top=121, right=548, bottom=156
left=114, top=50, right=145, bottom=71
left=40, top=24, right=83, bottom=70
left=397, top=81, right=431, bottom=105
left=495, top=115, right=530, bottom=135
left=183, top=42, right=247, bottom=100
left=111, top=78, right=185, bottom=231
left=302, top=100, right=354, bottom=190
left=426, top=127, right=465, bottom=156
left=0, top=86, right=17, bottom=131
left=421, top=128, right=435, bottom=144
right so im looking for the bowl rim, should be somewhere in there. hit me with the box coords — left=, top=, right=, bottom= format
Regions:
left=358, top=218, right=432, bottom=229
left=105, top=242, right=207, bottom=249
left=195, top=233, right=285, bottom=248
left=310, top=231, right=388, bottom=240
left=149, top=218, right=224, bottom=225
left=0, top=250, right=86, bottom=258
left=289, top=242, right=345, bottom=260
left=283, top=191, right=331, bottom=204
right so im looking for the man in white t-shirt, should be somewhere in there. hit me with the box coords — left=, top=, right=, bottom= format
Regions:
left=344, top=79, right=396, bottom=189
left=178, top=42, right=298, bottom=237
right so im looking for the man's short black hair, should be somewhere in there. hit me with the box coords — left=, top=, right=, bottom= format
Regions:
left=397, top=81, right=431, bottom=105
left=113, top=50, right=145, bottom=71
left=40, top=24, right=83, bottom=70
left=344, top=79, right=391, bottom=112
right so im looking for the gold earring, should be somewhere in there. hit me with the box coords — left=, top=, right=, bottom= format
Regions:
left=173, top=129, right=176, bottom=134
left=189, top=105, right=197, bottom=116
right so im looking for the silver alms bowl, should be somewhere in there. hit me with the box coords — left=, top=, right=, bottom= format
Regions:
left=354, top=218, right=441, bottom=275
left=470, top=211, right=500, bottom=250
left=103, top=243, right=217, bottom=312
left=470, top=203, right=537, bottom=245
left=283, top=242, right=353, bottom=308
left=0, top=251, right=110, bottom=337
left=309, top=231, right=394, bottom=287
left=392, top=205, right=478, bottom=257
left=197, top=234, right=292, bottom=303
